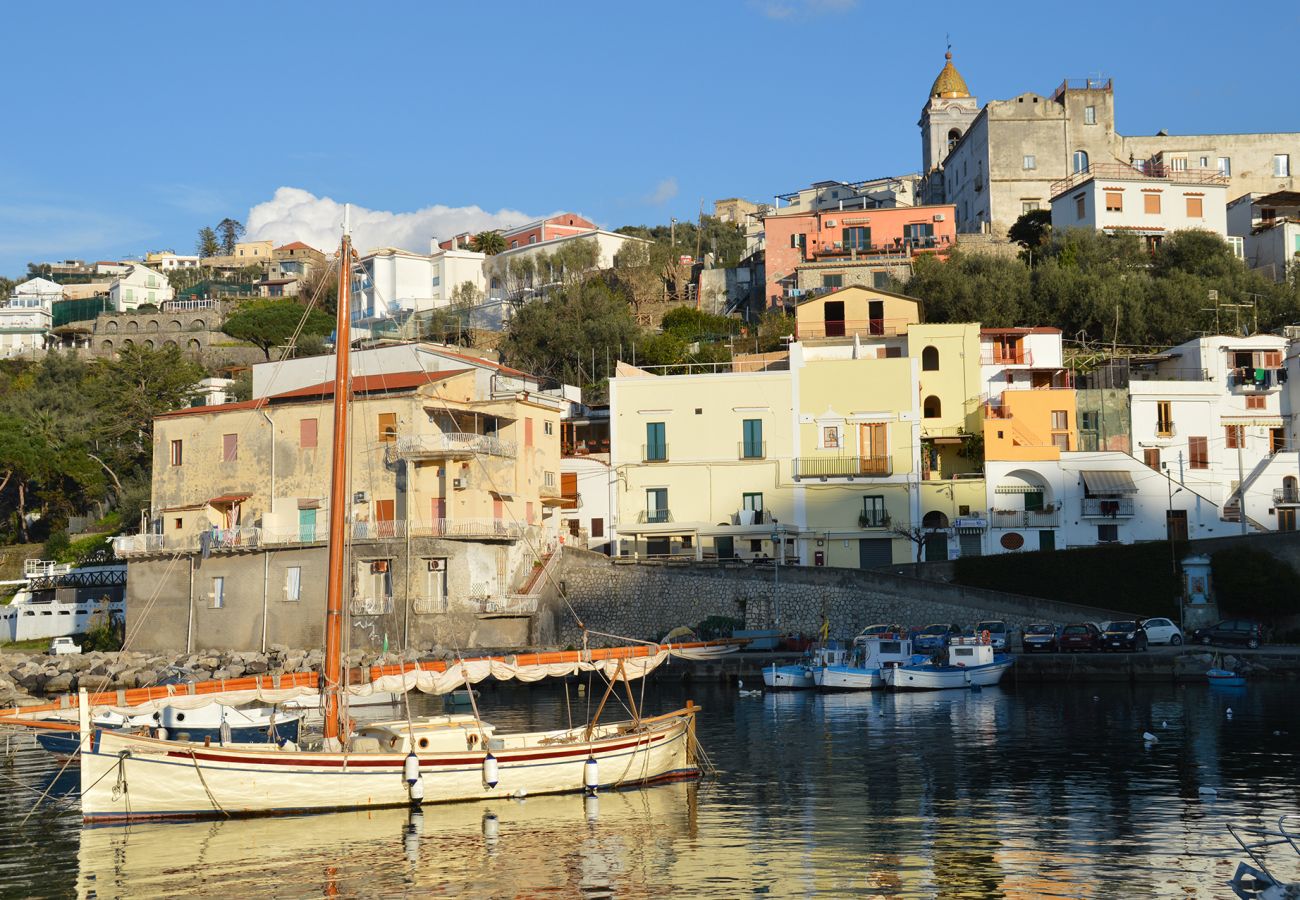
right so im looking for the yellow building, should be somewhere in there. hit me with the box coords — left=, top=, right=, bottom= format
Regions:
left=794, top=285, right=922, bottom=340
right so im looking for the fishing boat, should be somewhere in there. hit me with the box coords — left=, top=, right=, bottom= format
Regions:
left=0, top=208, right=705, bottom=823
left=763, top=642, right=850, bottom=690
left=1208, top=654, right=1247, bottom=687
left=34, top=703, right=300, bottom=757
left=882, top=636, right=1014, bottom=690
left=813, top=636, right=914, bottom=692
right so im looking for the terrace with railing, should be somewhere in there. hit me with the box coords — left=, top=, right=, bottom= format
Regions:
left=1051, top=162, right=1229, bottom=199
left=793, top=455, right=892, bottom=479
left=806, top=235, right=952, bottom=260
left=385, top=432, right=517, bottom=463
left=795, top=317, right=913, bottom=340
left=990, top=510, right=1061, bottom=529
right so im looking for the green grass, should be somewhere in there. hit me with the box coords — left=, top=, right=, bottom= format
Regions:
left=1, top=637, right=61, bottom=652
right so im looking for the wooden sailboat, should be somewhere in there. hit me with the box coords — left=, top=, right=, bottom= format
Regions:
left=2, top=209, right=704, bottom=822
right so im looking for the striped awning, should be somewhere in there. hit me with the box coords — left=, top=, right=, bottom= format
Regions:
left=1080, top=470, right=1137, bottom=494
left=1221, top=417, right=1285, bottom=427
left=995, top=484, right=1039, bottom=494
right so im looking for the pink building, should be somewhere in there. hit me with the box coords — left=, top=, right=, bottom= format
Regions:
left=439, top=213, right=597, bottom=251
left=762, top=204, right=957, bottom=307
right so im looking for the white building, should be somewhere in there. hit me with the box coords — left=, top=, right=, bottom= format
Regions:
left=560, top=456, right=614, bottom=554
left=978, top=327, right=1070, bottom=406
left=0, top=277, right=61, bottom=355
left=109, top=265, right=175, bottom=312
left=431, top=245, right=487, bottom=307
left=984, top=453, right=1225, bottom=551
left=1050, top=163, right=1229, bottom=249
left=485, top=230, right=652, bottom=304
left=145, top=252, right=201, bottom=272
left=1228, top=190, right=1300, bottom=283
left=1128, top=335, right=1295, bottom=532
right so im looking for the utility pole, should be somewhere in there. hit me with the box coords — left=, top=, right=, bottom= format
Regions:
left=670, top=217, right=677, bottom=249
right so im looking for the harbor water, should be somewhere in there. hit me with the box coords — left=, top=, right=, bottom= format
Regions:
left=2, top=678, right=1299, bottom=898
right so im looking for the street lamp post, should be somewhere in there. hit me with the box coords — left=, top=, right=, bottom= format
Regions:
left=1166, top=463, right=1184, bottom=634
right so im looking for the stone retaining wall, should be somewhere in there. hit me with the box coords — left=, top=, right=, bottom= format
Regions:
left=553, top=550, right=1130, bottom=647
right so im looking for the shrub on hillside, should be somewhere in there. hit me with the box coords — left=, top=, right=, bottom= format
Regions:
left=1211, top=547, right=1300, bottom=623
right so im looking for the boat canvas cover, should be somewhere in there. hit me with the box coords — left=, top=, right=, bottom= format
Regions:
left=1080, top=470, right=1138, bottom=494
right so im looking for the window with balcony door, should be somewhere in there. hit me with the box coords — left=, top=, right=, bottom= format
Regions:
left=1217, top=157, right=1231, bottom=176
left=1225, top=425, right=1244, bottom=449
left=822, top=274, right=843, bottom=288
left=645, top=488, right=668, bottom=523
left=1105, top=192, right=1123, bottom=212
left=903, top=223, right=935, bottom=246
left=1189, top=435, right=1209, bottom=469
left=742, top=492, right=763, bottom=517
left=1072, top=150, right=1089, bottom=173
left=862, top=495, right=887, bottom=528
left=742, top=419, right=764, bottom=459
left=210, top=576, right=225, bottom=609
left=645, top=422, right=666, bottom=461
left=170, top=439, right=183, bottom=466
left=1144, top=192, right=1161, bottom=214
left=1156, top=402, right=1173, bottom=437
left=377, top=413, right=397, bottom=443
left=842, top=226, right=870, bottom=250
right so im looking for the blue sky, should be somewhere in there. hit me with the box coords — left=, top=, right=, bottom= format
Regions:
left=1, top=0, right=1296, bottom=274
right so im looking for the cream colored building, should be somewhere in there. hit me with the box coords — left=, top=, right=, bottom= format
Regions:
left=109, top=264, right=174, bottom=311
left=115, top=363, right=565, bottom=652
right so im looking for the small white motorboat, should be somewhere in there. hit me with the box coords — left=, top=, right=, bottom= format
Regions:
left=765, top=642, right=850, bottom=690
left=883, top=637, right=1014, bottom=691
left=814, top=636, right=914, bottom=692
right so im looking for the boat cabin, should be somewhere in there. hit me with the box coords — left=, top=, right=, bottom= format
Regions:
left=355, top=714, right=500, bottom=754
left=947, top=638, right=996, bottom=667
left=850, top=636, right=913, bottom=668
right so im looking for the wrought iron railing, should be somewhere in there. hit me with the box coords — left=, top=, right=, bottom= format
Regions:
left=793, top=456, right=891, bottom=478
left=1081, top=498, right=1134, bottom=517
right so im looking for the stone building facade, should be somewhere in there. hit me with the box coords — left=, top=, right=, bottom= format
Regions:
left=89, top=303, right=263, bottom=366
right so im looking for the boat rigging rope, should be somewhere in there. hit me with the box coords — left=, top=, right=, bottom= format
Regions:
left=188, top=748, right=229, bottom=818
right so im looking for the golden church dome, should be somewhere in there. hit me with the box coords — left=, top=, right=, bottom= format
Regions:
left=930, top=52, right=970, bottom=99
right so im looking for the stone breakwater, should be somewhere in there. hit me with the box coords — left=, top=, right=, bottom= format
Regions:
left=0, top=645, right=437, bottom=709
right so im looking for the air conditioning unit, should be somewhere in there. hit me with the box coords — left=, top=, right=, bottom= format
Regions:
left=826, top=219, right=836, bottom=227
left=933, top=213, right=946, bottom=221
left=452, top=477, right=468, bottom=490
left=427, top=559, right=443, bottom=571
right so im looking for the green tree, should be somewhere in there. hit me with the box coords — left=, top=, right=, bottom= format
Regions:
left=1212, top=547, right=1300, bottom=624
left=216, top=218, right=245, bottom=255
left=1007, top=209, right=1052, bottom=249
left=469, top=231, right=507, bottom=255
left=196, top=226, right=220, bottom=258
left=89, top=345, right=205, bottom=473
left=500, top=279, right=641, bottom=398
left=222, top=299, right=334, bottom=360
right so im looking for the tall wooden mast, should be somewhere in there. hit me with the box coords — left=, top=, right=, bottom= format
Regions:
left=322, top=206, right=353, bottom=745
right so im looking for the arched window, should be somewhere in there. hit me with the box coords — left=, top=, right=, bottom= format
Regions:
left=921, top=346, right=940, bottom=371
left=922, top=511, right=949, bottom=529
left=947, top=128, right=961, bottom=153
left=1285, top=476, right=1298, bottom=503
left=923, top=395, right=942, bottom=418
left=1072, top=150, right=1089, bottom=173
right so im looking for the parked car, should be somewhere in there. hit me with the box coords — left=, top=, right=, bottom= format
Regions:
left=1140, top=617, right=1184, bottom=646
left=1059, top=622, right=1103, bottom=652
left=1021, top=623, right=1059, bottom=653
left=48, top=637, right=81, bottom=656
left=913, top=623, right=964, bottom=652
left=1193, top=619, right=1264, bottom=650
left=1101, top=620, right=1149, bottom=652
left=858, top=623, right=906, bottom=639
left=974, top=620, right=1012, bottom=651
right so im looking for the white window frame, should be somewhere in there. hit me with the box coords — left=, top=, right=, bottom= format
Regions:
left=284, top=566, right=301, bottom=602
left=1275, top=154, right=1291, bottom=177
left=1023, top=154, right=1036, bottom=170
left=1084, top=106, right=1096, bottom=125
left=211, top=576, right=225, bottom=609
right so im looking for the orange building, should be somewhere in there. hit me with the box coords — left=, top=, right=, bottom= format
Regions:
left=983, top=388, right=1077, bottom=461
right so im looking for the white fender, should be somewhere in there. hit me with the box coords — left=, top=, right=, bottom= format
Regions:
left=483, top=752, right=499, bottom=789
left=403, top=751, right=420, bottom=785
left=583, top=757, right=599, bottom=795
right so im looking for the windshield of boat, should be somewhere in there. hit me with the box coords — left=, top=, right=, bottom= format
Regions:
left=1063, top=625, right=1089, bottom=635
left=1026, top=624, right=1054, bottom=635
left=1108, top=621, right=1138, bottom=632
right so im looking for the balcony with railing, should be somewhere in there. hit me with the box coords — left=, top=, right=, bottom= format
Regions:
left=806, top=235, right=952, bottom=261
left=979, top=348, right=1034, bottom=366
left=795, top=318, right=913, bottom=340
left=642, top=444, right=669, bottom=463
left=386, top=432, right=517, bottom=463
left=1274, top=488, right=1300, bottom=506
left=475, top=595, right=539, bottom=616
left=350, top=596, right=394, bottom=616
left=1050, top=162, right=1229, bottom=198
left=730, top=509, right=771, bottom=526
left=637, top=509, right=673, bottom=524
left=112, top=526, right=264, bottom=558
left=1081, top=497, right=1135, bottom=517
left=793, top=455, right=892, bottom=479
left=410, top=519, right=525, bottom=540
left=858, top=510, right=891, bottom=528
left=990, top=510, right=1060, bottom=529
left=739, top=441, right=767, bottom=460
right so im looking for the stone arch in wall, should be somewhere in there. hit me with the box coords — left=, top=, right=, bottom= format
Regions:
left=190, top=319, right=206, bottom=331
left=122, top=338, right=135, bottom=348
left=125, top=320, right=139, bottom=333
left=922, top=510, right=949, bottom=529
left=168, top=320, right=183, bottom=332
left=106, top=320, right=119, bottom=333
left=164, top=339, right=177, bottom=349
left=147, top=320, right=160, bottom=332
left=143, top=339, right=155, bottom=349
left=101, top=339, right=113, bottom=352
left=187, top=339, right=201, bottom=351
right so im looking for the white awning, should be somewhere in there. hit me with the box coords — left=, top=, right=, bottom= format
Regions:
left=1081, top=470, right=1138, bottom=494
left=995, top=484, right=1039, bottom=494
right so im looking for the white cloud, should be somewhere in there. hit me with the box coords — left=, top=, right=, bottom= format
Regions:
left=243, top=187, right=537, bottom=255
left=646, top=177, right=679, bottom=205
left=753, top=0, right=857, bottom=19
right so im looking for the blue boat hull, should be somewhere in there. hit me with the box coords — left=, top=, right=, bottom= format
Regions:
left=36, top=718, right=301, bottom=757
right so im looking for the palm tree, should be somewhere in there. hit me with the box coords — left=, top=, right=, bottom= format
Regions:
left=469, top=231, right=507, bottom=255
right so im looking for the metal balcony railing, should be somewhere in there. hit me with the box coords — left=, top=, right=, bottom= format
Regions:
left=858, top=510, right=891, bottom=528
left=638, top=509, right=673, bottom=524
left=731, top=509, right=769, bottom=526
left=793, top=455, right=892, bottom=478
left=387, top=432, right=516, bottom=462
left=990, top=510, right=1061, bottom=529
left=980, top=349, right=1034, bottom=366
left=642, top=444, right=669, bottom=463
left=795, top=318, right=912, bottom=340
left=739, top=441, right=767, bottom=460
left=351, top=597, right=394, bottom=615
left=1274, top=488, right=1300, bottom=505
left=410, top=519, right=525, bottom=540
left=1081, top=498, right=1135, bottom=517
left=479, top=596, right=539, bottom=616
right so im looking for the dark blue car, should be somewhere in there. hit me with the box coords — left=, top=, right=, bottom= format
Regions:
left=912, top=623, right=964, bottom=652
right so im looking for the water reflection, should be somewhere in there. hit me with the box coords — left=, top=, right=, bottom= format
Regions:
left=2, top=681, right=1299, bottom=896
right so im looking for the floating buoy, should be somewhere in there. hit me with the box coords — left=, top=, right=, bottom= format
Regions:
left=1142, top=732, right=1159, bottom=743
left=1161, top=721, right=1168, bottom=729
left=1226, top=707, right=1234, bottom=719
left=483, top=752, right=499, bottom=789
left=1199, top=786, right=1219, bottom=798
left=583, top=757, right=599, bottom=795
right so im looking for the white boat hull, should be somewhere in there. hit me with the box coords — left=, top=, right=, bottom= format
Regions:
left=813, top=666, right=883, bottom=691
left=80, top=713, right=696, bottom=822
left=762, top=665, right=813, bottom=690
left=886, top=658, right=1014, bottom=691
